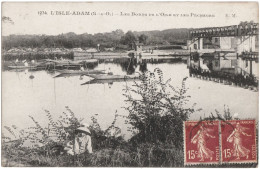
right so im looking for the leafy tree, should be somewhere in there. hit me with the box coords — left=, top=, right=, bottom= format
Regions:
left=120, top=31, right=136, bottom=49
left=138, top=34, right=148, bottom=44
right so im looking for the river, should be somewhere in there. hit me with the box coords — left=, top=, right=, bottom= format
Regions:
left=2, top=61, right=258, bottom=140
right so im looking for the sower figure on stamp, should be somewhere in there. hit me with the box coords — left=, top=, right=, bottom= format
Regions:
left=191, top=124, right=215, bottom=161
left=64, top=123, right=93, bottom=155
left=227, top=122, right=251, bottom=160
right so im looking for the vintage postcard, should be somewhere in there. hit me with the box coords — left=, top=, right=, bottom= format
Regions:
left=1, top=2, right=259, bottom=167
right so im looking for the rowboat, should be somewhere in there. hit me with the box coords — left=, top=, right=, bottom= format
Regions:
left=43, top=59, right=98, bottom=65
left=81, top=78, right=139, bottom=85
left=56, top=69, right=105, bottom=74
left=54, top=69, right=106, bottom=78
left=81, top=59, right=98, bottom=63
left=85, top=74, right=140, bottom=80
left=54, top=73, right=79, bottom=78
left=8, top=66, right=37, bottom=69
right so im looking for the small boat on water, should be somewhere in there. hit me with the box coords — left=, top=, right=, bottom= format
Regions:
left=54, top=69, right=106, bottom=78
left=57, top=69, right=105, bottom=74
left=81, top=78, right=139, bottom=85
left=86, top=73, right=140, bottom=80
left=43, top=59, right=98, bottom=65
left=8, top=65, right=37, bottom=69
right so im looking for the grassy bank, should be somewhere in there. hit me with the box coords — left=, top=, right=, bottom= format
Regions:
left=2, top=142, right=184, bottom=167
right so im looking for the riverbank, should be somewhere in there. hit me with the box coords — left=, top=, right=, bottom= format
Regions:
left=2, top=140, right=184, bottom=167
left=3, top=145, right=256, bottom=167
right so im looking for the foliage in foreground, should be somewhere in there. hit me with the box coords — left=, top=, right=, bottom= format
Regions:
left=123, top=68, right=196, bottom=148
left=2, top=107, right=246, bottom=167
left=2, top=110, right=184, bottom=167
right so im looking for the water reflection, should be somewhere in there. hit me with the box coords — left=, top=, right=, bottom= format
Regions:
left=139, top=62, right=148, bottom=73
left=85, top=62, right=99, bottom=70
left=117, top=58, right=147, bottom=74
left=119, top=58, right=137, bottom=75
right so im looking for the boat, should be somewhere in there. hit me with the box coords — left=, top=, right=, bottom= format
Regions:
left=81, top=78, right=139, bottom=85
left=85, top=73, right=140, bottom=80
left=56, top=69, right=105, bottom=75
left=54, top=73, right=80, bottom=78
left=81, top=59, right=98, bottom=63
left=43, top=59, right=98, bottom=65
left=8, top=65, right=37, bottom=69
left=54, top=70, right=105, bottom=78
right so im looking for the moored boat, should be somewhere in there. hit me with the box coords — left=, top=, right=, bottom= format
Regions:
left=81, top=78, right=139, bottom=85
left=86, top=73, right=140, bottom=80
left=8, top=65, right=37, bottom=69
left=57, top=69, right=105, bottom=74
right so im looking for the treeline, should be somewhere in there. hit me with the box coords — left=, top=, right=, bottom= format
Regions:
left=2, top=28, right=190, bottom=50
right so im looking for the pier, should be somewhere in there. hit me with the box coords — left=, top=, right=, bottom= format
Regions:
left=133, top=41, right=189, bottom=64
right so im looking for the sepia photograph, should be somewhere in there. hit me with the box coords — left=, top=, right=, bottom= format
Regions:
left=1, top=2, right=259, bottom=167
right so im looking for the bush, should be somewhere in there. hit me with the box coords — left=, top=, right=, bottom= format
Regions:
left=123, top=68, right=195, bottom=148
left=2, top=107, right=126, bottom=166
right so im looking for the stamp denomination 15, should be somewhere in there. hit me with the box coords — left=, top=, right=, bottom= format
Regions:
left=221, top=120, right=257, bottom=163
left=184, top=121, right=220, bottom=165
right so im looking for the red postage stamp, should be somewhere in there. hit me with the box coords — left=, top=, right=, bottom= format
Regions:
left=221, top=120, right=257, bottom=163
left=184, top=121, right=220, bottom=165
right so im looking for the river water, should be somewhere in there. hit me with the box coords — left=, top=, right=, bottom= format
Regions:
left=2, top=62, right=258, bottom=140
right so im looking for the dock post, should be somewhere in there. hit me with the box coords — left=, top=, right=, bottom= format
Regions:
left=250, top=58, right=253, bottom=76
left=198, top=54, right=201, bottom=72
left=189, top=47, right=192, bottom=68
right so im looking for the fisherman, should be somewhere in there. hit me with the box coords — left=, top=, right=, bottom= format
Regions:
left=64, top=123, right=93, bottom=155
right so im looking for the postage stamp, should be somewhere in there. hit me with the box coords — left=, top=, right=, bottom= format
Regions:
left=184, top=121, right=220, bottom=165
left=221, top=120, right=257, bottom=163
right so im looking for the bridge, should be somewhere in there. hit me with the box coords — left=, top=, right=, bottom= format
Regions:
left=187, top=22, right=259, bottom=79
left=188, top=22, right=259, bottom=56
left=189, top=23, right=258, bottom=38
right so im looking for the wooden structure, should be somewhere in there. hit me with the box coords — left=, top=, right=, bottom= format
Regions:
left=188, top=22, right=259, bottom=78
left=189, top=23, right=258, bottom=38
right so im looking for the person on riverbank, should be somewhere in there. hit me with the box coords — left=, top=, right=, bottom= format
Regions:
left=64, top=123, right=93, bottom=155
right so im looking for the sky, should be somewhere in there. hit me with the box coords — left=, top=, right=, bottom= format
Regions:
left=2, top=2, right=259, bottom=36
